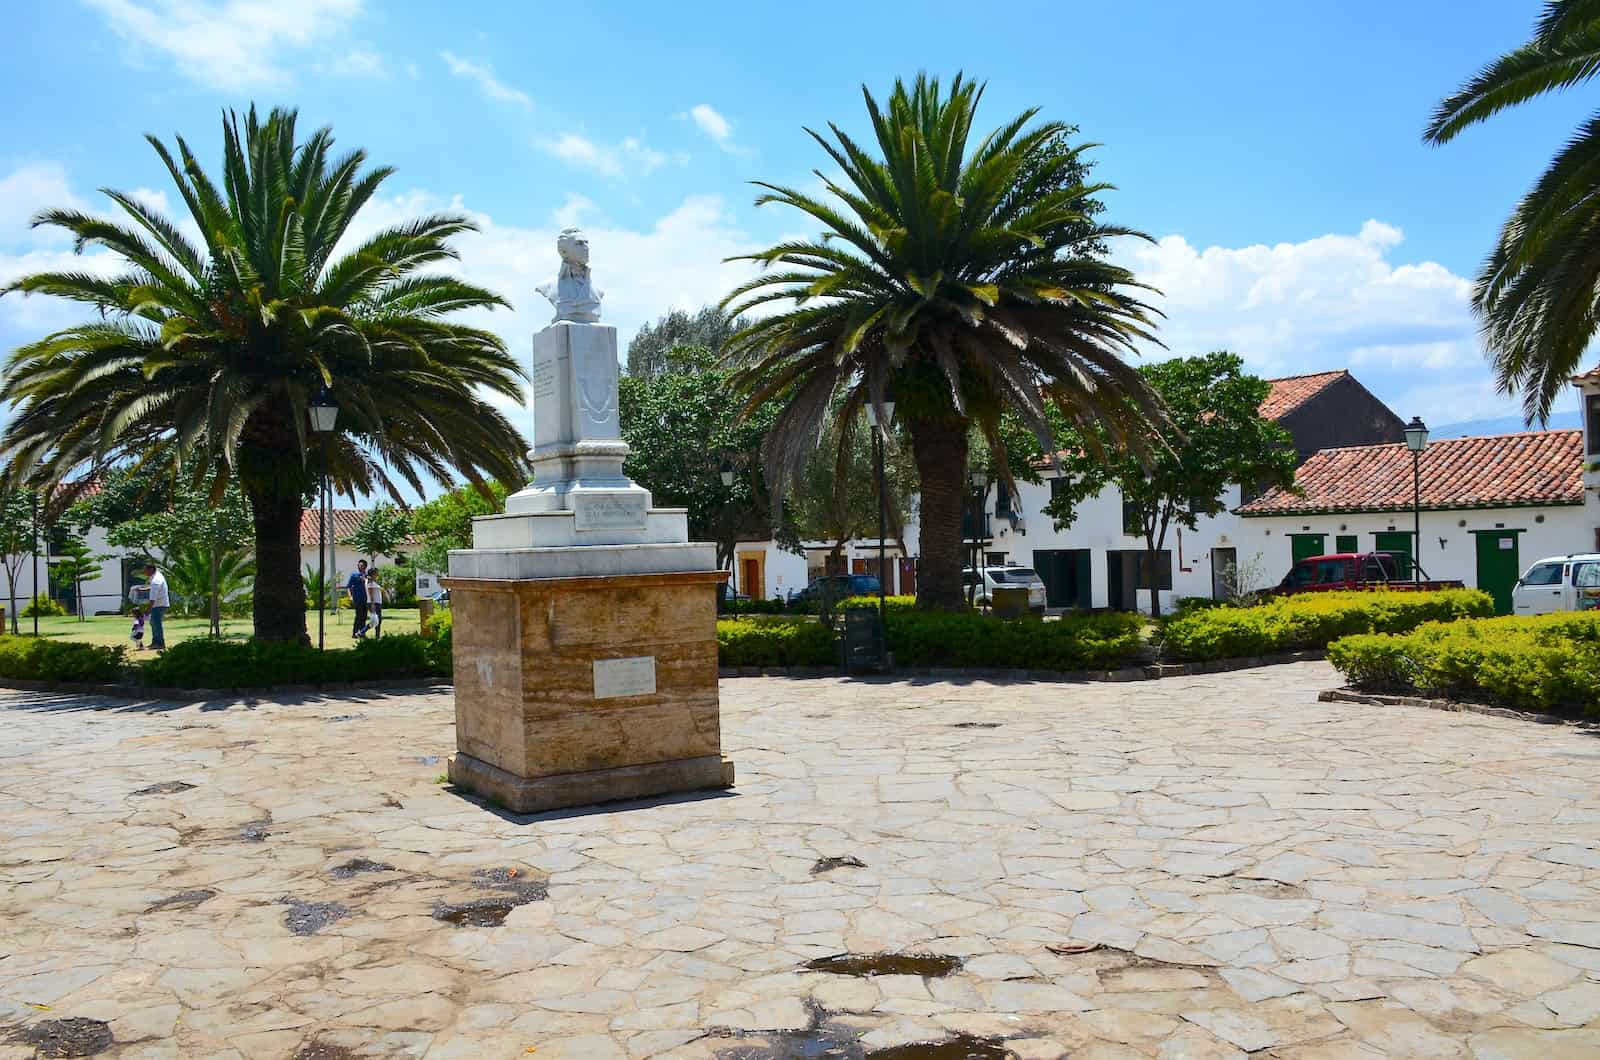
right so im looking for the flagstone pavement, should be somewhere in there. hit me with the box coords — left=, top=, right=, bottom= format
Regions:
left=2, top=661, right=1600, bottom=1058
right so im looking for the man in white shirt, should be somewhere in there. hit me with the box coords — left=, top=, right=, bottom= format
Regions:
left=143, top=562, right=169, bottom=650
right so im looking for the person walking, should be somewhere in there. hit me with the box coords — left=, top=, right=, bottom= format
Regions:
left=346, top=560, right=369, bottom=640
left=365, top=567, right=384, bottom=638
left=142, top=562, right=169, bottom=650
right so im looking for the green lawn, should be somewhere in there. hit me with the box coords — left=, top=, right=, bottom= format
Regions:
left=12, top=610, right=423, bottom=653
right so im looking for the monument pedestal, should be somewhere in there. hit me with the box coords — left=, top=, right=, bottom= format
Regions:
left=445, top=232, right=734, bottom=814
left=441, top=570, right=733, bottom=813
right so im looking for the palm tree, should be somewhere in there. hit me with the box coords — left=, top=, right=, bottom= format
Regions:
left=723, top=74, right=1166, bottom=609
left=0, top=106, right=527, bottom=641
left=1425, top=0, right=1600, bottom=420
left=166, top=544, right=255, bottom=622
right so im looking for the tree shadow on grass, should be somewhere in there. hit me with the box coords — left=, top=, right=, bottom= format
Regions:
left=0, top=685, right=444, bottom=716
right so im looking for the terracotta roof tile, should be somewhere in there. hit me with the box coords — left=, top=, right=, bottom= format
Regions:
left=1239, top=429, right=1584, bottom=516
left=1572, top=366, right=1600, bottom=383
left=1258, top=370, right=1349, bottom=420
left=299, top=508, right=418, bottom=547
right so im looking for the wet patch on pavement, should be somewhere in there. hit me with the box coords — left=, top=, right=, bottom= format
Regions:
left=144, top=888, right=216, bottom=913
left=8, top=1017, right=113, bottom=1057
left=803, top=953, right=962, bottom=978
left=130, top=780, right=195, bottom=796
left=327, top=858, right=395, bottom=880
left=280, top=898, right=350, bottom=936
left=810, top=855, right=867, bottom=874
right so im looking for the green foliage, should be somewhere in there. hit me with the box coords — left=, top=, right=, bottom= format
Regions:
left=420, top=605, right=452, bottom=676
left=22, top=594, right=67, bottom=617
left=1424, top=1, right=1600, bottom=420
left=0, top=105, right=528, bottom=642
left=0, top=637, right=125, bottom=683
left=303, top=565, right=341, bottom=611
left=343, top=504, right=411, bottom=561
left=48, top=532, right=108, bottom=621
left=140, top=634, right=444, bottom=689
left=1041, top=353, right=1299, bottom=616
left=1159, top=590, right=1495, bottom=661
left=717, top=602, right=1144, bottom=671
left=880, top=609, right=1144, bottom=671
left=0, top=490, right=37, bottom=633
left=410, top=482, right=510, bottom=575
left=375, top=564, right=417, bottom=608
left=717, top=617, right=838, bottom=667
left=626, top=305, right=747, bottom=379
left=164, top=545, right=254, bottom=618
left=1330, top=612, right=1600, bottom=714
left=619, top=346, right=797, bottom=565
left=724, top=74, right=1166, bottom=610
left=721, top=597, right=795, bottom=615
left=788, top=409, right=917, bottom=557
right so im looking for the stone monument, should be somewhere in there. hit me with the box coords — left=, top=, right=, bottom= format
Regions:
left=441, top=228, right=734, bottom=813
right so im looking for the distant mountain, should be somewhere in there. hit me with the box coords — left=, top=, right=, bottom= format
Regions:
left=1430, top=410, right=1581, bottom=439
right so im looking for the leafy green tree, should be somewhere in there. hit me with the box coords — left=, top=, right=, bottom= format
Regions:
left=626, top=305, right=747, bottom=379
left=105, top=482, right=253, bottom=636
left=619, top=344, right=799, bottom=576
left=1425, top=0, right=1600, bottom=419
left=303, top=564, right=341, bottom=612
left=342, top=504, right=411, bottom=564
left=0, top=106, right=527, bottom=643
left=410, top=481, right=512, bottom=575
left=1040, top=353, right=1297, bottom=616
left=0, top=491, right=37, bottom=633
left=725, top=74, right=1166, bottom=610
left=788, top=411, right=918, bottom=571
left=48, top=532, right=108, bottom=622
left=165, top=544, right=255, bottom=618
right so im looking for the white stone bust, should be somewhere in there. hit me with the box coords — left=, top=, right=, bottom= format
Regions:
left=536, top=228, right=604, bottom=324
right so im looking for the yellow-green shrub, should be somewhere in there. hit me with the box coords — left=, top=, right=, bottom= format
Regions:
left=1160, top=589, right=1494, bottom=661
left=1329, top=612, right=1600, bottom=714
left=717, top=617, right=837, bottom=667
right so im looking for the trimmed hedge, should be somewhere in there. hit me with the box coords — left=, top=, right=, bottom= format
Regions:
left=1329, top=612, right=1600, bottom=714
left=423, top=607, right=453, bottom=678
left=1159, top=589, right=1494, bottom=661
left=140, top=634, right=443, bottom=689
left=718, top=601, right=1145, bottom=672
left=0, top=637, right=124, bottom=682
left=717, top=616, right=837, bottom=667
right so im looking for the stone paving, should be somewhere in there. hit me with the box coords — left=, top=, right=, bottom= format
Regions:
left=2, top=662, right=1600, bottom=1058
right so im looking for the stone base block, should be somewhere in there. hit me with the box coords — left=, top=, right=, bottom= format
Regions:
left=449, top=752, right=735, bottom=814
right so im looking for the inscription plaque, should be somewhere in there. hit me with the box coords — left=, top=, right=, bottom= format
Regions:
left=573, top=493, right=648, bottom=531
left=531, top=356, right=558, bottom=400
left=593, top=656, right=656, bottom=699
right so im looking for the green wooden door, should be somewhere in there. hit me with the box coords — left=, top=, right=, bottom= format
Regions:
left=1475, top=531, right=1520, bottom=615
left=1335, top=534, right=1358, bottom=553
left=1373, top=531, right=1413, bottom=579
left=1290, top=534, right=1326, bottom=564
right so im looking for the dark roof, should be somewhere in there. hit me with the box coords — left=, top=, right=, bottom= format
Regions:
left=1239, top=429, right=1584, bottom=516
left=1259, top=370, right=1349, bottom=420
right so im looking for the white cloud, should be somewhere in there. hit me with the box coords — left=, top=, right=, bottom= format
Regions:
left=85, top=0, right=364, bottom=89
left=440, top=51, right=533, bottom=110
left=1114, top=219, right=1506, bottom=422
left=0, top=163, right=86, bottom=245
left=684, top=103, right=748, bottom=155
left=550, top=194, right=595, bottom=229
left=541, top=134, right=682, bottom=178
left=327, top=46, right=386, bottom=78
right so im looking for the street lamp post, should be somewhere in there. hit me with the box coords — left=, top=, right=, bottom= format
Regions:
left=29, top=486, right=39, bottom=638
left=1403, top=416, right=1429, bottom=583
left=866, top=399, right=896, bottom=634
left=310, top=390, right=339, bottom=650
left=719, top=460, right=735, bottom=606
left=967, top=466, right=985, bottom=608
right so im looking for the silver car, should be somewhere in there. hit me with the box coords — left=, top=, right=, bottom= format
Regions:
left=963, top=565, right=1048, bottom=611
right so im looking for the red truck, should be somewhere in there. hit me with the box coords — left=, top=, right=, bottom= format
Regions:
left=1270, top=552, right=1465, bottom=595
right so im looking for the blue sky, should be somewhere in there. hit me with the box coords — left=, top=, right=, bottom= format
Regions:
left=1, top=1, right=1592, bottom=495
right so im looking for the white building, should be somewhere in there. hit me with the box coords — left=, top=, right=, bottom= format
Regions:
left=744, top=370, right=1598, bottom=615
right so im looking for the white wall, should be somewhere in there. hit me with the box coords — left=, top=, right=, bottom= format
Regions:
left=1238, top=505, right=1595, bottom=593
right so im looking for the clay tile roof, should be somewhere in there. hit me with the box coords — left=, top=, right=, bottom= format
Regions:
left=1259, top=370, right=1349, bottom=420
left=300, top=508, right=379, bottom=546
left=1572, top=365, right=1600, bottom=383
left=1239, top=429, right=1584, bottom=516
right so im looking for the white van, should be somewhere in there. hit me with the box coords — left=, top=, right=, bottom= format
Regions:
left=963, top=565, right=1048, bottom=612
left=1512, top=553, right=1600, bottom=615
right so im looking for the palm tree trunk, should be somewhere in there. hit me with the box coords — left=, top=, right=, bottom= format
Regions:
left=907, top=415, right=968, bottom=611
left=249, top=486, right=309, bottom=644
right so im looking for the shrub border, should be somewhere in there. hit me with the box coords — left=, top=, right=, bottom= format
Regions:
left=0, top=650, right=1328, bottom=699
left=1317, top=687, right=1585, bottom=726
